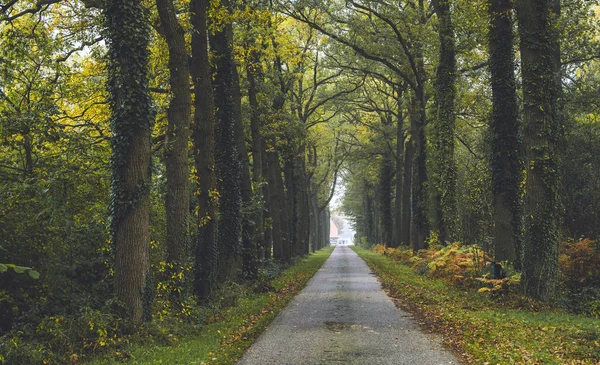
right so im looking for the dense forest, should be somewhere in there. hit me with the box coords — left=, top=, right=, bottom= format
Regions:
left=0, top=0, right=599, bottom=363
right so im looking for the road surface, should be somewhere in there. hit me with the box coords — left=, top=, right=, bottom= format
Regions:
left=237, top=245, right=459, bottom=364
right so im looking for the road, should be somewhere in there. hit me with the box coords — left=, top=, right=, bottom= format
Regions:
left=236, top=245, right=459, bottom=365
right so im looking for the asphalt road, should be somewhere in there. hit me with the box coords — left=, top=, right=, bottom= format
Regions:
left=236, top=245, right=459, bottom=365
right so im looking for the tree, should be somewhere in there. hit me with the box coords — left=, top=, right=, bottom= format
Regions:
left=429, top=0, right=457, bottom=245
left=155, top=0, right=192, bottom=267
left=517, top=0, right=563, bottom=300
left=488, top=0, right=521, bottom=266
left=191, top=0, right=218, bottom=298
left=105, top=0, right=154, bottom=322
left=210, top=0, right=242, bottom=279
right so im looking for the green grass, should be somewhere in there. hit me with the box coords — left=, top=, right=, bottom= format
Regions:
left=352, top=245, right=600, bottom=365
left=86, top=246, right=335, bottom=365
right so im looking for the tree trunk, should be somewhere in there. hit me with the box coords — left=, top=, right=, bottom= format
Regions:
left=410, top=89, right=428, bottom=250
left=410, top=0, right=429, bottom=250
left=401, top=137, right=414, bottom=247
left=209, top=0, right=242, bottom=280
left=266, top=148, right=289, bottom=261
left=296, top=154, right=310, bottom=255
left=156, top=0, right=192, bottom=266
left=392, top=95, right=406, bottom=248
left=516, top=0, right=563, bottom=300
left=488, top=0, right=521, bottom=265
left=191, top=0, right=218, bottom=298
left=105, top=0, right=153, bottom=323
left=309, top=183, right=319, bottom=252
left=231, top=44, right=258, bottom=280
left=247, top=48, right=265, bottom=261
left=284, top=159, right=297, bottom=258
left=430, top=0, right=457, bottom=245
left=262, top=141, right=273, bottom=259
left=380, top=150, right=393, bottom=247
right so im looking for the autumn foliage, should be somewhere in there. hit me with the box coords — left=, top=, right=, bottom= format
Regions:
left=373, top=239, right=600, bottom=310
left=559, top=239, right=600, bottom=289
left=373, top=243, right=490, bottom=287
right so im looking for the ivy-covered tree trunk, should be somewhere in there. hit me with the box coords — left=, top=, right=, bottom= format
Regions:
left=266, top=147, right=289, bottom=261
left=407, top=0, right=429, bottom=251
left=488, top=0, right=522, bottom=265
left=156, top=0, right=191, bottom=266
left=429, top=0, right=457, bottom=245
left=392, top=93, right=405, bottom=248
left=262, top=140, right=273, bottom=259
left=105, top=0, right=153, bottom=323
left=191, top=0, right=218, bottom=298
left=246, top=47, right=265, bottom=260
left=209, top=0, right=242, bottom=280
left=379, top=145, right=393, bottom=247
left=231, top=46, right=258, bottom=280
left=401, top=137, right=414, bottom=247
left=410, top=89, right=428, bottom=250
left=516, top=0, right=563, bottom=300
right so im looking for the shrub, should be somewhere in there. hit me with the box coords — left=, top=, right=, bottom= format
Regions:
left=416, top=243, right=489, bottom=287
left=559, top=238, right=600, bottom=289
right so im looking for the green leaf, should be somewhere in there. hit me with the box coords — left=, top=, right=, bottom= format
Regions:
left=12, top=266, right=27, bottom=274
left=28, top=270, right=40, bottom=279
left=0, top=264, right=7, bottom=273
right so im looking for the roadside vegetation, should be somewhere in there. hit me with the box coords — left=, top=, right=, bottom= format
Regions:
left=4, top=246, right=333, bottom=365
left=353, top=245, right=600, bottom=364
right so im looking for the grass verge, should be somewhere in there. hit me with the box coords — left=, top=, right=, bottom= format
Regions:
left=352, top=245, right=600, bottom=365
left=87, top=246, right=335, bottom=365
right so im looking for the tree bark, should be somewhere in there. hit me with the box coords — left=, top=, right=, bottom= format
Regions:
left=380, top=146, right=393, bottom=247
left=410, top=89, right=428, bottom=250
left=210, top=0, right=242, bottom=280
left=284, top=158, right=297, bottom=258
left=105, top=0, right=153, bottom=323
left=247, top=47, right=265, bottom=260
left=488, top=0, right=521, bottom=265
left=266, top=148, right=289, bottom=261
left=296, top=153, right=310, bottom=255
left=262, top=141, right=273, bottom=259
left=156, top=0, right=192, bottom=266
left=392, top=93, right=406, bottom=248
left=191, top=0, right=218, bottom=298
left=516, top=0, right=563, bottom=300
left=231, top=43, right=258, bottom=279
left=430, top=0, right=457, bottom=245
left=401, top=137, right=414, bottom=247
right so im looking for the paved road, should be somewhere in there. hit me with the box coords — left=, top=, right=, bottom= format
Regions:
left=237, top=245, right=459, bottom=365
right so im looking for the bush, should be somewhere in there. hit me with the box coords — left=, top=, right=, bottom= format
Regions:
left=372, top=244, right=415, bottom=264
left=0, top=306, right=123, bottom=365
left=559, top=238, right=600, bottom=289
left=414, top=243, right=489, bottom=287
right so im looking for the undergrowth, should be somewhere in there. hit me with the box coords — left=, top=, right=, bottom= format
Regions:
left=81, top=245, right=334, bottom=365
left=354, top=245, right=600, bottom=364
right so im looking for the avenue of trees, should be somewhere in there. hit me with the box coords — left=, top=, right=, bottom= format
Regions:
left=1, top=0, right=600, bottom=362
left=0, top=0, right=345, bottom=350
left=321, top=0, right=600, bottom=301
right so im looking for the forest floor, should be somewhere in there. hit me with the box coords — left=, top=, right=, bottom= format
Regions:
left=237, top=244, right=457, bottom=364
left=352, top=245, right=600, bottom=364
left=86, top=246, right=334, bottom=365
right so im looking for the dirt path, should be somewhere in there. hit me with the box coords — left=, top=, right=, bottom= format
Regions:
left=237, top=245, right=459, bottom=364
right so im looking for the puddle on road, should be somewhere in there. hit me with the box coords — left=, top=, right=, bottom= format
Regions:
left=324, top=321, right=351, bottom=332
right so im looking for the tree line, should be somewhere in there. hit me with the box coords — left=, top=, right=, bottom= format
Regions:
left=0, top=0, right=346, bottom=335
left=0, top=0, right=599, bottom=351
left=281, top=0, right=600, bottom=301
